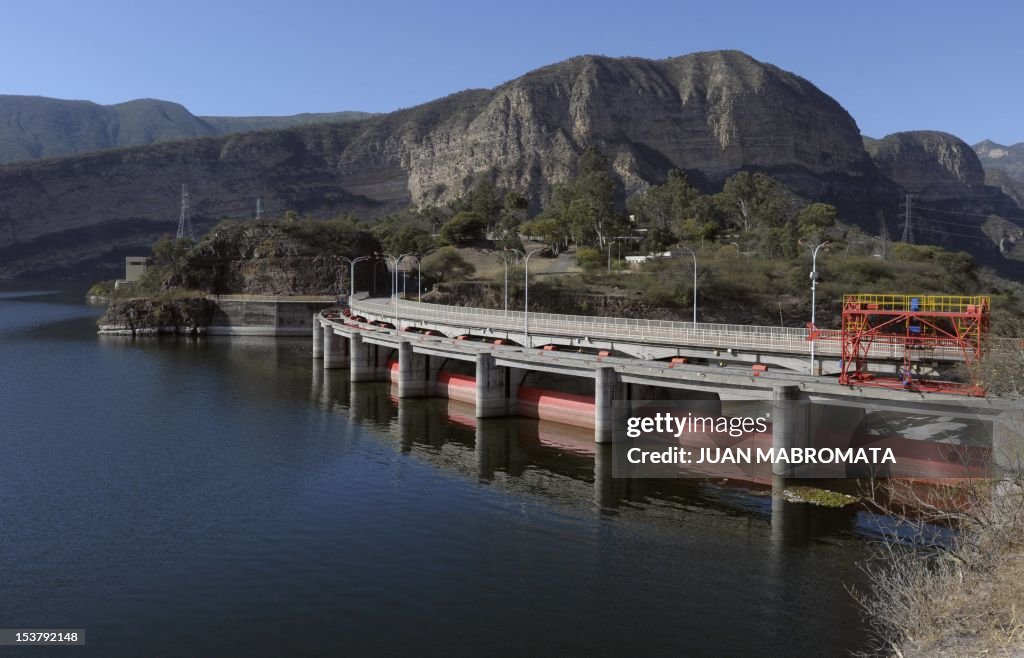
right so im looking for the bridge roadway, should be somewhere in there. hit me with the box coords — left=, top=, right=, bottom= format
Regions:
left=347, top=297, right=967, bottom=375
left=314, top=299, right=1019, bottom=467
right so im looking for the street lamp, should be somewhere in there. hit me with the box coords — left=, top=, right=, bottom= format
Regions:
left=399, top=254, right=422, bottom=302
left=350, top=255, right=373, bottom=299
left=677, top=244, right=698, bottom=323
left=808, top=241, right=830, bottom=375
left=521, top=247, right=545, bottom=344
left=500, top=249, right=520, bottom=316
left=336, top=256, right=353, bottom=300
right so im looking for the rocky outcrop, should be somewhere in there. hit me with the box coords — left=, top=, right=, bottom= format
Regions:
left=865, top=131, right=986, bottom=200
left=98, top=296, right=216, bottom=335
left=0, top=50, right=895, bottom=278
left=177, top=221, right=380, bottom=296
left=974, top=139, right=1024, bottom=182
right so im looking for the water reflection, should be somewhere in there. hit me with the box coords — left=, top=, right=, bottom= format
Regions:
left=308, top=372, right=866, bottom=544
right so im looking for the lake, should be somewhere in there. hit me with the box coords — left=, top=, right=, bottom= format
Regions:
left=0, top=283, right=875, bottom=656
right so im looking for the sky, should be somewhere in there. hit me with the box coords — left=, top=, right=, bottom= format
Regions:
left=1, top=0, right=1020, bottom=145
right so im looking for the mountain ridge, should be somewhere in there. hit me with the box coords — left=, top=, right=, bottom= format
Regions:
left=0, top=94, right=372, bottom=164
left=1, top=50, right=1022, bottom=278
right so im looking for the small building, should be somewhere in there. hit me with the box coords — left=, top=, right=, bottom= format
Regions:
left=125, top=257, right=151, bottom=282
left=625, top=251, right=677, bottom=269
left=114, top=256, right=152, bottom=289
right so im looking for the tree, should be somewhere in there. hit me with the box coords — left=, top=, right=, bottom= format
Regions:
left=466, top=180, right=501, bottom=234
left=383, top=224, right=434, bottom=255
left=495, top=191, right=528, bottom=250
left=796, top=203, right=838, bottom=241
left=627, top=169, right=700, bottom=232
left=421, top=246, right=476, bottom=283
left=151, top=235, right=193, bottom=280
left=438, top=211, right=485, bottom=245
left=575, top=147, right=620, bottom=248
left=520, top=216, right=563, bottom=249
left=720, top=172, right=792, bottom=233
left=284, top=210, right=300, bottom=223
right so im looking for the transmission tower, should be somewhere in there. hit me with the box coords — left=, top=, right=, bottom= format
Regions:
left=176, top=184, right=195, bottom=241
left=877, top=211, right=889, bottom=259
left=899, top=193, right=914, bottom=243
left=256, top=197, right=263, bottom=221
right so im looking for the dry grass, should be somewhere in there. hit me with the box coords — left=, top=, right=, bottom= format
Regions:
left=855, top=472, right=1024, bottom=657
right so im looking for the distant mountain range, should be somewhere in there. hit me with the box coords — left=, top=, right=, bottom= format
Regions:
left=0, top=51, right=1023, bottom=279
left=0, top=95, right=371, bottom=163
left=973, top=140, right=1024, bottom=208
left=974, top=139, right=1024, bottom=180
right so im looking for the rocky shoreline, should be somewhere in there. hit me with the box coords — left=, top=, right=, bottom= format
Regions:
left=97, top=296, right=216, bottom=336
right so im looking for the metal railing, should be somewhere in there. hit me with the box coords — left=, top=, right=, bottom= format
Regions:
left=348, top=298, right=879, bottom=359
left=346, top=298, right=988, bottom=362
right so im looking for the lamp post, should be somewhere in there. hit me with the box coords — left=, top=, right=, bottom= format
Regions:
left=382, top=254, right=402, bottom=331
left=809, top=241, right=830, bottom=375
left=500, top=249, right=519, bottom=316
left=522, top=247, right=544, bottom=344
left=400, top=254, right=422, bottom=302
left=350, top=255, right=373, bottom=299
left=336, top=256, right=353, bottom=300
left=677, top=245, right=698, bottom=323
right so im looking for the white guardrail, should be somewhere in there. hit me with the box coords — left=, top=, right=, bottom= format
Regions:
left=348, top=298, right=971, bottom=362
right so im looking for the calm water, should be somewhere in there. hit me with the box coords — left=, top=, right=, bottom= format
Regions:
left=0, top=283, right=876, bottom=657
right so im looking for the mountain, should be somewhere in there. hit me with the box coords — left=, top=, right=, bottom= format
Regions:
left=974, top=139, right=1024, bottom=181
left=864, top=131, right=1024, bottom=262
left=866, top=131, right=985, bottom=200
left=0, top=50, right=1019, bottom=278
left=0, top=95, right=371, bottom=164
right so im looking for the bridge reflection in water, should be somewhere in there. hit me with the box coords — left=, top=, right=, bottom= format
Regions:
left=312, top=365, right=866, bottom=550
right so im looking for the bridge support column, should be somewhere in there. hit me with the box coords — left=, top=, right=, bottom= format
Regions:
left=312, top=317, right=324, bottom=358
left=772, top=385, right=807, bottom=479
left=595, top=366, right=621, bottom=444
left=476, top=353, right=510, bottom=417
left=323, top=327, right=348, bottom=369
left=398, top=340, right=429, bottom=398
left=350, top=333, right=380, bottom=382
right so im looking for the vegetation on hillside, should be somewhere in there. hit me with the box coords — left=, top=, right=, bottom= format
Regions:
left=109, top=147, right=1023, bottom=325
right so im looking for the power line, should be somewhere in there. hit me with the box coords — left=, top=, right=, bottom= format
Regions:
left=914, top=204, right=1024, bottom=222
left=911, top=224, right=996, bottom=242
left=913, top=213, right=987, bottom=228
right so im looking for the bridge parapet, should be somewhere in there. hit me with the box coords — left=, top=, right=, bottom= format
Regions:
left=350, top=297, right=971, bottom=362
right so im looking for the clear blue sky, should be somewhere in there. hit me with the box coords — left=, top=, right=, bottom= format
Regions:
left=2, top=0, right=1019, bottom=144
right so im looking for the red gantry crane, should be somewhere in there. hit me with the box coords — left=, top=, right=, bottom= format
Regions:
left=823, top=294, right=990, bottom=395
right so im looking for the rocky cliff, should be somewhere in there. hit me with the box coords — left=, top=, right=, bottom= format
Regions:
left=975, top=139, right=1024, bottom=182
left=865, top=131, right=986, bottom=200
left=863, top=132, right=1024, bottom=266
left=0, top=50, right=903, bottom=278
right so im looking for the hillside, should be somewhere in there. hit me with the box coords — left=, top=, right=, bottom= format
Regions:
left=0, top=94, right=371, bottom=163
left=975, top=139, right=1024, bottom=182
left=2, top=50, right=1024, bottom=279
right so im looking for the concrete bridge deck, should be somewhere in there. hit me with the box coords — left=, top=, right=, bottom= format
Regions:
left=347, top=297, right=969, bottom=375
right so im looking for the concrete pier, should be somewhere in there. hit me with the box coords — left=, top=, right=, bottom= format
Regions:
left=323, top=326, right=348, bottom=369
left=771, top=385, right=807, bottom=479
left=312, top=318, right=324, bottom=358
left=476, top=353, right=511, bottom=417
left=350, top=333, right=379, bottom=382
left=595, top=366, right=619, bottom=444
left=398, top=340, right=430, bottom=398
